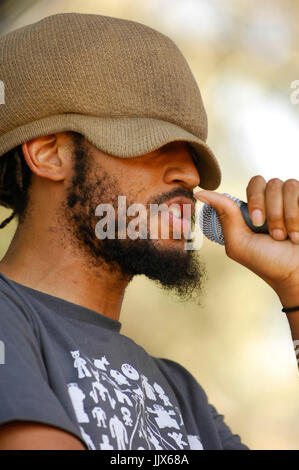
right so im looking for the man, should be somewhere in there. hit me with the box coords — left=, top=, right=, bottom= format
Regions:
left=0, top=13, right=297, bottom=450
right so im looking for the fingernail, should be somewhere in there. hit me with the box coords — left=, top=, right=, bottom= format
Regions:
left=290, top=232, right=299, bottom=244
left=272, top=229, right=285, bottom=240
left=251, top=209, right=264, bottom=227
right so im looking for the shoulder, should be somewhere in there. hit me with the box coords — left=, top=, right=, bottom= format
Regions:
left=153, top=356, right=202, bottom=380
left=0, top=271, right=37, bottom=331
left=152, top=356, right=208, bottom=398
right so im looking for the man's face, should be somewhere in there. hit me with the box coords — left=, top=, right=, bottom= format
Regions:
left=61, top=137, right=207, bottom=302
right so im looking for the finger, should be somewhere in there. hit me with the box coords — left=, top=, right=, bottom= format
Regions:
left=194, top=190, right=252, bottom=257
left=283, top=179, right=299, bottom=244
left=246, top=175, right=267, bottom=227
left=265, top=178, right=286, bottom=241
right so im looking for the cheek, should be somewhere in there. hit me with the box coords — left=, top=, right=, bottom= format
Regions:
left=115, top=169, right=151, bottom=200
left=117, top=158, right=158, bottom=183
left=103, top=159, right=159, bottom=204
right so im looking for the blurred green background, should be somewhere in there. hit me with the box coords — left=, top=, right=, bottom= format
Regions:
left=0, top=0, right=298, bottom=449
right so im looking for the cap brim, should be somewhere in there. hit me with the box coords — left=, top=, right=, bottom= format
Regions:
left=0, top=114, right=221, bottom=190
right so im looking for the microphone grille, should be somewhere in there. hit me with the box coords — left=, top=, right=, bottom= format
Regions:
left=198, top=193, right=241, bottom=245
left=199, top=203, right=225, bottom=245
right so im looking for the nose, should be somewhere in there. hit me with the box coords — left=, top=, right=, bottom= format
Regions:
left=162, top=142, right=200, bottom=189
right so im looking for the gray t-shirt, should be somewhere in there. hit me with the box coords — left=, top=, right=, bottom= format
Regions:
left=0, top=272, right=248, bottom=450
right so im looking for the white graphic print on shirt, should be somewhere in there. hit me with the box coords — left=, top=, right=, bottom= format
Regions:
left=68, top=349, right=204, bottom=450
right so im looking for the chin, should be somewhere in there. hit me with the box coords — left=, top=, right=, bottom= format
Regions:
left=152, top=237, right=190, bottom=251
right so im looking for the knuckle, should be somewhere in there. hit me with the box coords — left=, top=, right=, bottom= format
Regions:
left=247, top=193, right=264, bottom=206
left=247, top=175, right=265, bottom=185
left=267, top=178, right=283, bottom=188
left=284, top=179, right=299, bottom=188
left=246, top=175, right=265, bottom=190
left=230, top=203, right=241, bottom=215
left=267, top=212, right=283, bottom=224
left=285, top=214, right=299, bottom=227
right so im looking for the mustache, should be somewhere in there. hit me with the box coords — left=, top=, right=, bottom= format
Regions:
left=147, top=187, right=196, bottom=207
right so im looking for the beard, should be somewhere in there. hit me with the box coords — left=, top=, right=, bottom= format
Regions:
left=61, top=140, right=207, bottom=304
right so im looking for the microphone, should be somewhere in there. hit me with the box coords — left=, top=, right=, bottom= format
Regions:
left=198, top=193, right=269, bottom=245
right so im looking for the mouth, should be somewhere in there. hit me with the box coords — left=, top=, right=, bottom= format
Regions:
left=159, top=196, right=194, bottom=238
left=164, top=196, right=195, bottom=219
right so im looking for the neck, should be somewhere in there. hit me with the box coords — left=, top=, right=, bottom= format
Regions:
left=0, top=218, right=130, bottom=321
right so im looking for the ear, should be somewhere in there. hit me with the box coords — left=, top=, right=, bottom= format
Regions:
left=22, top=134, right=69, bottom=182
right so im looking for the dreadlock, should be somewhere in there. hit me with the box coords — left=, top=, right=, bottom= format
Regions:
left=0, top=144, right=32, bottom=229
left=0, top=131, right=84, bottom=229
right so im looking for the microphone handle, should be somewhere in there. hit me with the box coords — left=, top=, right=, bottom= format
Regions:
left=239, top=201, right=269, bottom=234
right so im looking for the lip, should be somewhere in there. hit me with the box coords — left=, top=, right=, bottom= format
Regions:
left=164, top=196, right=195, bottom=219
left=159, top=196, right=194, bottom=239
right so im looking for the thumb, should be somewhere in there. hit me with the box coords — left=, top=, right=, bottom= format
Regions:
left=194, top=190, right=252, bottom=245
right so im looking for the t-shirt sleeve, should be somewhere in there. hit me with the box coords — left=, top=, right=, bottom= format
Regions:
left=154, top=357, right=249, bottom=450
left=0, top=290, right=86, bottom=447
left=207, top=402, right=249, bottom=450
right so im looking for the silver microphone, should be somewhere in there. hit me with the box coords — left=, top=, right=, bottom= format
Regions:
left=198, top=193, right=269, bottom=245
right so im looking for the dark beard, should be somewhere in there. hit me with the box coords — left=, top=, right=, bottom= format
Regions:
left=61, top=140, right=207, bottom=303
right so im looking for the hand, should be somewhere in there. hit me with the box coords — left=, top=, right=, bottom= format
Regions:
left=195, top=176, right=299, bottom=305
